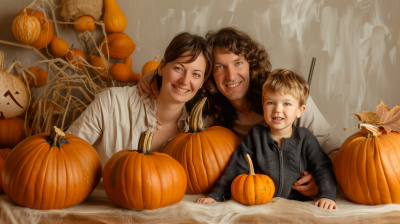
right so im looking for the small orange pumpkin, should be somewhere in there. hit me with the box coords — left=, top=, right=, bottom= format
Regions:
left=0, top=148, right=11, bottom=193
left=27, top=67, right=48, bottom=87
left=12, top=9, right=41, bottom=45
left=90, top=55, right=113, bottom=81
left=334, top=124, right=400, bottom=205
left=103, top=131, right=187, bottom=210
left=231, top=154, right=275, bottom=205
left=142, top=54, right=160, bottom=76
left=16, top=8, right=54, bottom=49
left=103, top=0, right=127, bottom=33
left=0, top=118, right=30, bottom=149
left=51, top=36, right=69, bottom=57
left=74, top=16, right=95, bottom=33
left=101, top=33, right=135, bottom=59
left=163, top=98, right=241, bottom=194
left=1, top=126, right=102, bottom=209
left=111, top=57, right=141, bottom=83
left=66, top=48, right=86, bottom=70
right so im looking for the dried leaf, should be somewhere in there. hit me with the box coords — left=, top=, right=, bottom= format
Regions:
left=375, top=100, right=391, bottom=121
left=378, top=105, right=400, bottom=134
left=352, top=111, right=381, bottom=124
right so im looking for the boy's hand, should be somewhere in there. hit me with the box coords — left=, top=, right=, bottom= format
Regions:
left=196, top=197, right=217, bottom=204
left=292, top=171, right=318, bottom=197
left=137, top=70, right=158, bottom=99
left=315, top=198, right=338, bottom=209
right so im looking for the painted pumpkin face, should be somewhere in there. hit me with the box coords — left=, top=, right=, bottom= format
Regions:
left=0, top=72, right=29, bottom=119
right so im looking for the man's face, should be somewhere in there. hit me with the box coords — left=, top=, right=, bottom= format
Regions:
left=212, top=47, right=250, bottom=105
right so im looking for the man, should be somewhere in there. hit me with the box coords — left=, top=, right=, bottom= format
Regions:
left=138, top=27, right=342, bottom=197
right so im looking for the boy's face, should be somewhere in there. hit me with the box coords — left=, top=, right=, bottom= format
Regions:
left=262, top=91, right=306, bottom=132
left=212, top=47, right=250, bottom=105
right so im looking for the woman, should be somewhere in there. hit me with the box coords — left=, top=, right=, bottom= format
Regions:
left=67, top=32, right=213, bottom=167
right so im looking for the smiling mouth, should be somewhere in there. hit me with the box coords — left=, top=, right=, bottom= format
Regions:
left=226, top=82, right=241, bottom=88
left=173, top=84, right=190, bottom=93
left=273, top=117, right=284, bottom=120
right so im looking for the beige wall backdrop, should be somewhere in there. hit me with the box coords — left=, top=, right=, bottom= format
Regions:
left=0, top=0, right=399, bottom=142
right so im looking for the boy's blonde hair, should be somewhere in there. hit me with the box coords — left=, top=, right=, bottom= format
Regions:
left=262, top=69, right=310, bottom=106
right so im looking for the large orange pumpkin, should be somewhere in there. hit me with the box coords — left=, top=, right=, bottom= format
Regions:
left=0, top=148, right=11, bottom=193
left=27, top=66, right=48, bottom=87
left=12, top=9, right=41, bottom=45
left=0, top=118, right=29, bottom=149
left=163, top=97, right=241, bottom=194
left=334, top=124, right=400, bottom=205
left=103, top=131, right=187, bottom=210
left=231, top=154, right=275, bottom=205
left=101, top=33, right=135, bottom=59
left=16, top=8, right=54, bottom=49
left=142, top=54, right=160, bottom=76
left=103, top=0, right=127, bottom=33
left=111, top=57, right=141, bottom=83
left=1, top=126, right=102, bottom=209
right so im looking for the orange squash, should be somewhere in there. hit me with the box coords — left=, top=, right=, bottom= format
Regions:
left=74, top=16, right=95, bottom=33
left=103, top=131, right=187, bottom=210
left=231, top=154, right=275, bottom=205
left=103, top=0, right=127, bottom=33
left=16, top=8, right=53, bottom=49
left=101, top=33, right=135, bottom=59
left=142, top=54, right=160, bottom=76
left=27, top=67, right=48, bottom=87
left=1, top=126, right=102, bottom=209
left=66, top=48, right=86, bottom=70
left=163, top=98, right=241, bottom=194
left=12, top=9, right=41, bottom=45
left=51, top=36, right=69, bottom=57
left=111, top=57, right=141, bottom=83
left=90, top=55, right=113, bottom=81
left=334, top=124, right=400, bottom=205
left=0, top=118, right=29, bottom=149
left=0, top=148, right=11, bottom=193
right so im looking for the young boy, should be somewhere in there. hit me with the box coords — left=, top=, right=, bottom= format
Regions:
left=196, top=69, right=338, bottom=209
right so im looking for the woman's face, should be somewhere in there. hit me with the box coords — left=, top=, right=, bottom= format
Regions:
left=158, top=52, right=206, bottom=104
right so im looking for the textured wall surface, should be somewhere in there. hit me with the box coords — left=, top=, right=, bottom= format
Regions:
left=0, top=0, right=399, bottom=142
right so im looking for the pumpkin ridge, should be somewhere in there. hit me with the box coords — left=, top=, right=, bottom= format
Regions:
left=132, top=151, right=142, bottom=209
left=180, top=134, right=195, bottom=194
left=36, top=144, right=53, bottom=209
left=119, top=151, right=131, bottom=208
left=59, top=145, right=68, bottom=208
left=11, top=141, right=46, bottom=204
left=201, top=130, right=226, bottom=174
left=125, top=151, right=138, bottom=209
left=198, top=133, right=212, bottom=192
left=386, top=134, right=400, bottom=194
left=149, top=155, right=163, bottom=208
left=187, top=135, right=202, bottom=194
left=378, top=138, right=400, bottom=203
left=20, top=143, right=47, bottom=208
left=375, top=137, right=393, bottom=203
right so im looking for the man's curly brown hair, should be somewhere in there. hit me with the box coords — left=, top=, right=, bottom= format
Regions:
left=203, top=27, right=272, bottom=129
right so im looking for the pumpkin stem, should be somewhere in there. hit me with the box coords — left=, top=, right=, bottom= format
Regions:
left=47, top=126, right=70, bottom=147
left=23, top=8, right=27, bottom=17
left=189, top=97, right=207, bottom=133
left=245, top=154, right=255, bottom=175
left=154, top=53, right=159, bottom=62
left=358, top=123, right=383, bottom=138
left=138, top=131, right=154, bottom=155
left=0, top=51, right=4, bottom=71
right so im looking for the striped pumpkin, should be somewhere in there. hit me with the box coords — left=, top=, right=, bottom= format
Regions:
left=12, top=9, right=41, bottom=45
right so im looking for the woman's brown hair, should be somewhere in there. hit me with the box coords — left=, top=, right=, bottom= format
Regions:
left=203, top=27, right=272, bottom=129
left=152, top=32, right=213, bottom=113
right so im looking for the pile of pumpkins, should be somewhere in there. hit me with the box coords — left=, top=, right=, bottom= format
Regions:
left=11, top=0, right=159, bottom=83
left=0, top=97, right=244, bottom=210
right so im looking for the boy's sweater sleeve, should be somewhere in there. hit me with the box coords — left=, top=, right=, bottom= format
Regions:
left=208, top=127, right=259, bottom=202
left=306, top=134, right=337, bottom=201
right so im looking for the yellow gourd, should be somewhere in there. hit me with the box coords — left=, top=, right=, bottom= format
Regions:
left=103, top=0, right=127, bottom=33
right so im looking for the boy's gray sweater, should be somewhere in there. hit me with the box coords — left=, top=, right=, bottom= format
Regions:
left=209, top=124, right=337, bottom=202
